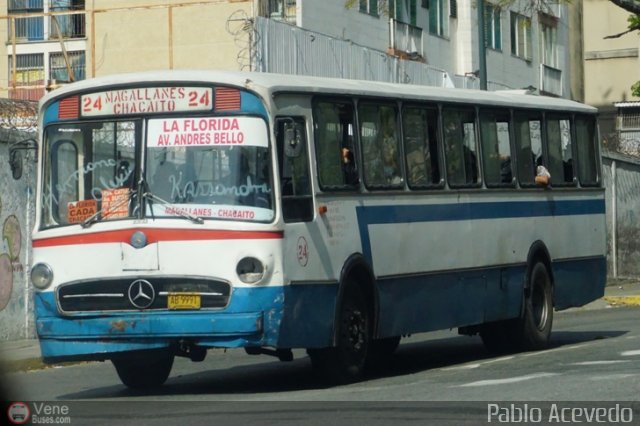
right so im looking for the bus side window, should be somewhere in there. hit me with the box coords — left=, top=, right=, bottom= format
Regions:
left=514, top=113, right=543, bottom=186
left=575, top=116, right=599, bottom=186
left=276, top=117, right=313, bottom=223
left=313, top=100, right=358, bottom=189
left=546, top=116, right=575, bottom=185
left=480, top=110, right=513, bottom=186
left=443, top=108, right=479, bottom=187
left=402, top=106, right=441, bottom=187
left=359, top=102, right=403, bottom=188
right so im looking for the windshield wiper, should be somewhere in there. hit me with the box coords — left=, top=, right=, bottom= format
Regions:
left=143, top=191, right=204, bottom=225
left=81, top=189, right=134, bottom=229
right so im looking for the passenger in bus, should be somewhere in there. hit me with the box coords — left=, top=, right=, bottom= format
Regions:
left=341, top=147, right=359, bottom=185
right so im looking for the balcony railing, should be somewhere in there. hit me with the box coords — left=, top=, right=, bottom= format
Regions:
left=7, top=10, right=86, bottom=43
left=389, top=18, right=423, bottom=59
left=540, top=64, right=562, bottom=97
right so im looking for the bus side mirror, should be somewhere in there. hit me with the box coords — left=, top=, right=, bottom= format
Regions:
left=7, top=138, right=37, bottom=180
left=284, top=122, right=303, bottom=158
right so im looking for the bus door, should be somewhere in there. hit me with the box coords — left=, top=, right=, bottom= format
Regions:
left=275, top=116, right=336, bottom=347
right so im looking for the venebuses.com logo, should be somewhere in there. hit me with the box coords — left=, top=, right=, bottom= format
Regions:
left=6, top=401, right=71, bottom=424
left=7, top=402, right=30, bottom=424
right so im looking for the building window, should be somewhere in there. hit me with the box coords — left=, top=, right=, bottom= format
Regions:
left=268, top=0, right=296, bottom=23
left=484, top=3, right=501, bottom=51
left=50, top=0, right=86, bottom=39
left=8, top=0, right=44, bottom=41
left=428, top=0, right=449, bottom=37
left=510, top=12, right=531, bottom=60
left=359, top=0, right=378, bottom=16
left=9, top=53, right=45, bottom=101
left=540, top=13, right=558, bottom=68
left=50, top=51, right=86, bottom=82
left=390, top=0, right=417, bottom=26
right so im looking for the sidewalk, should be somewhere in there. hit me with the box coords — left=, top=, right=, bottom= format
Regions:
left=1, top=279, right=639, bottom=373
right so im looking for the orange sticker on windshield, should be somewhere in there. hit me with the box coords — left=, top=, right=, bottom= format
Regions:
left=102, top=188, right=130, bottom=219
left=67, top=200, right=97, bottom=223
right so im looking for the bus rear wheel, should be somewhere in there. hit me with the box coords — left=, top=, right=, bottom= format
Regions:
left=308, top=283, right=370, bottom=383
left=481, top=262, right=553, bottom=353
left=518, top=261, right=553, bottom=350
left=112, top=349, right=174, bottom=389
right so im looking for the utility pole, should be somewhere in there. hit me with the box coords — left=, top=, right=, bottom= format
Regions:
left=477, top=0, right=487, bottom=90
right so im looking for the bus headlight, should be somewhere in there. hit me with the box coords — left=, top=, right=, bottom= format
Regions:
left=31, top=263, right=54, bottom=289
left=236, top=257, right=265, bottom=284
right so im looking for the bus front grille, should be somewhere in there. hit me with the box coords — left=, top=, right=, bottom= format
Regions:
left=56, top=277, right=231, bottom=314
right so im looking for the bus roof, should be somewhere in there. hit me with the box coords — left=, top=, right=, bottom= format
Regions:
left=40, top=69, right=597, bottom=114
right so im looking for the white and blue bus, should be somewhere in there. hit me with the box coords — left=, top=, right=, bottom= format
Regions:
left=26, top=71, right=605, bottom=387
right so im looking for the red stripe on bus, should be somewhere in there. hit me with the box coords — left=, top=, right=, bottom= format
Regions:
left=32, top=229, right=284, bottom=248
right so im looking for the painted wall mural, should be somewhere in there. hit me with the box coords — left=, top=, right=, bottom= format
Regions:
left=0, top=196, right=22, bottom=311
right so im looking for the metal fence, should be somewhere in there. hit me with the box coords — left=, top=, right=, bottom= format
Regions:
left=253, top=17, right=507, bottom=91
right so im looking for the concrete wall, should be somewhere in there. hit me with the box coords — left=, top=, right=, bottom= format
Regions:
left=0, top=133, right=35, bottom=340
left=603, top=151, right=640, bottom=278
left=88, top=0, right=253, bottom=77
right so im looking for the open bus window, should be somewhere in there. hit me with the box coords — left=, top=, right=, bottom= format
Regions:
left=402, top=106, right=442, bottom=188
left=480, top=110, right=514, bottom=186
left=546, top=116, right=575, bottom=185
left=313, top=100, right=359, bottom=190
left=145, top=116, right=274, bottom=222
left=443, top=108, right=480, bottom=187
left=514, top=113, right=543, bottom=186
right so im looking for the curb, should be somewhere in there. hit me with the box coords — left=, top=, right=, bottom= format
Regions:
left=603, top=295, right=640, bottom=307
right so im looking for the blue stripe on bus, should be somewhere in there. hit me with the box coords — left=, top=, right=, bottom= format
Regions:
left=43, top=102, right=59, bottom=126
left=240, top=91, right=268, bottom=118
left=356, top=198, right=605, bottom=265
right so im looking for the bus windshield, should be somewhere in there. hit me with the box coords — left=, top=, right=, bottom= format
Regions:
left=41, top=116, right=274, bottom=228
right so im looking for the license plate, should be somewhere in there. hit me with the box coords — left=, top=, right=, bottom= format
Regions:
left=167, top=293, right=201, bottom=310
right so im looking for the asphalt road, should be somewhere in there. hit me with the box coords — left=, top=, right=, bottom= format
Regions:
left=2, top=306, right=640, bottom=425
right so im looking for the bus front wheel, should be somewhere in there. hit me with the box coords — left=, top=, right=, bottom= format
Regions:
left=112, top=350, right=174, bottom=389
left=308, top=283, right=370, bottom=383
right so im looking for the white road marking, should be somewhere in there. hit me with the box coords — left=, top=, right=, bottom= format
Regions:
left=621, top=349, right=640, bottom=356
left=569, top=360, right=631, bottom=365
left=457, top=372, right=558, bottom=387
left=441, top=356, right=515, bottom=371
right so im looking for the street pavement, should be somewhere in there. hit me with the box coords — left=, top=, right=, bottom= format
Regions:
left=1, top=278, right=639, bottom=373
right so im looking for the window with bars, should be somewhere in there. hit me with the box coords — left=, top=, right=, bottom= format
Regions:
left=50, top=50, right=86, bottom=82
left=8, top=0, right=44, bottom=41
left=510, top=12, right=531, bottom=60
left=390, top=0, right=417, bottom=26
left=8, top=53, right=45, bottom=100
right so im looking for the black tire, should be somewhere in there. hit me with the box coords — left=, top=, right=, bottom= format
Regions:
left=308, top=283, right=370, bottom=383
left=112, top=350, right=174, bottom=389
left=518, top=261, right=553, bottom=350
left=481, top=262, right=553, bottom=353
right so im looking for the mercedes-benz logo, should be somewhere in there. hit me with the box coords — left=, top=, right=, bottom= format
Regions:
left=128, top=279, right=155, bottom=309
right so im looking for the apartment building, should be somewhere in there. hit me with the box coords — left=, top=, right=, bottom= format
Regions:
left=0, top=0, right=582, bottom=102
